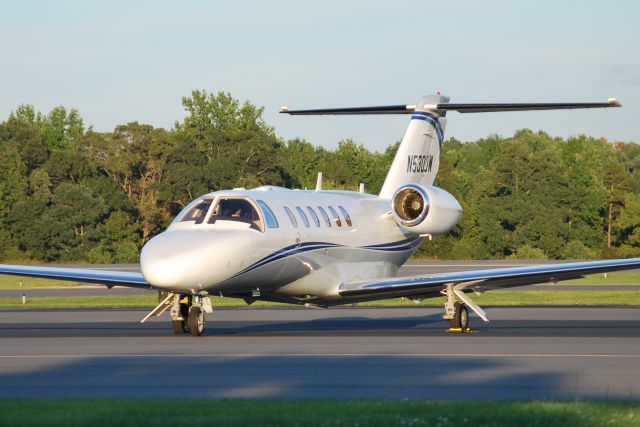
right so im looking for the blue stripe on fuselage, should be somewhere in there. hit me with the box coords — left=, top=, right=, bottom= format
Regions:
left=362, top=238, right=423, bottom=252
left=229, top=238, right=422, bottom=279
left=231, top=241, right=340, bottom=278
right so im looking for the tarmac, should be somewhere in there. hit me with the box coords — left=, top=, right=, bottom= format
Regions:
left=1, top=306, right=639, bottom=399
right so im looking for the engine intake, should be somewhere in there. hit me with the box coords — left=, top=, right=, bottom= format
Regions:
left=391, top=184, right=462, bottom=236
left=393, top=185, right=429, bottom=227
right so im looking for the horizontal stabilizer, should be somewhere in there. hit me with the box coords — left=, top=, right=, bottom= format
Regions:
left=280, top=105, right=414, bottom=115
left=439, top=99, right=621, bottom=113
left=280, top=98, right=621, bottom=115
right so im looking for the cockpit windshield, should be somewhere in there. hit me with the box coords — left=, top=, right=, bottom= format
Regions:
left=179, top=198, right=213, bottom=224
left=208, top=198, right=263, bottom=231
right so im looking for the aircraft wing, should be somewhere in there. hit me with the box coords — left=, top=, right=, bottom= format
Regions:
left=0, top=264, right=151, bottom=289
left=339, top=258, right=640, bottom=300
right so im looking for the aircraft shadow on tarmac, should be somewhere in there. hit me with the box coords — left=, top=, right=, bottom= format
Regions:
left=0, top=350, right=636, bottom=401
left=2, top=313, right=640, bottom=338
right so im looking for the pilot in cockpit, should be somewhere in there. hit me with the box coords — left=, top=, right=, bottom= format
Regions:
left=208, top=198, right=261, bottom=230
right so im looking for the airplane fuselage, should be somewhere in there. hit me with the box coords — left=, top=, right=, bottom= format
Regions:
left=140, top=186, right=423, bottom=305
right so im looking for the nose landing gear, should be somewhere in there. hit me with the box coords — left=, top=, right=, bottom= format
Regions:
left=168, top=294, right=211, bottom=336
left=170, top=295, right=191, bottom=334
left=187, top=305, right=205, bottom=336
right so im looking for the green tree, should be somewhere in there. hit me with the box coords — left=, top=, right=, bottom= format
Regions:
left=558, top=135, right=608, bottom=248
left=81, top=124, right=175, bottom=242
left=602, top=161, right=633, bottom=248
left=40, top=106, right=84, bottom=150
left=508, top=245, right=548, bottom=260
left=616, top=192, right=640, bottom=257
left=0, top=141, right=28, bottom=223
left=176, top=90, right=285, bottom=191
left=177, top=90, right=274, bottom=138
left=88, top=211, right=140, bottom=263
left=278, top=138, right=322, bottom=189
left=562, top=240, right=597, bottom=259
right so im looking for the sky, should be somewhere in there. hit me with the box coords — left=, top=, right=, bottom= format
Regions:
left=1, top=0, right=639, bottom=152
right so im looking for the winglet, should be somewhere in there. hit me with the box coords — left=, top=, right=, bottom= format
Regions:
left=608, top=98, right=622, bottom=107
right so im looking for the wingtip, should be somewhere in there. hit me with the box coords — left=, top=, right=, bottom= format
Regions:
left=608, top=98, right=622, bottom=107
left=279, top=106, right=290, bottom=114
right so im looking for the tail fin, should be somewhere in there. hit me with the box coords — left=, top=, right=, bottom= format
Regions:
left=280, top=93, right=450, bottom=198
left=280, top=95, right=621, bottom=199
left=378, top=94, right=448, bottom=198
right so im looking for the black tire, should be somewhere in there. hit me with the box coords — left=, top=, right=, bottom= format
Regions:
left=458, top=304, right=469, bottom=330
left=188, top=305, right=205, bottom=336
left=450, top=303, right=460, bottom=329
left=172, top=320, right=186, bottom=334
left=450, top=302, right=468, bottom=330
left=179, top=301, right=190, bottom=333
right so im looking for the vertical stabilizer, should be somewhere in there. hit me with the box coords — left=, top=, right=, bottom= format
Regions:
left=378, top=94, right=448, bottom=199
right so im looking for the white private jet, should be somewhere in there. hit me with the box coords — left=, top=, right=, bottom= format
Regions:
left=1, top=94, right=637, bottom=336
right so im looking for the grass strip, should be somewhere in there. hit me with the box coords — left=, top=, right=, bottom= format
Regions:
left=0, top=275, right=83, bottom=289
left=562, top=272, right=640, bottom=285
left=0, top=399, right=637, bottom=427
left=3, top=290, right=640, bottom=309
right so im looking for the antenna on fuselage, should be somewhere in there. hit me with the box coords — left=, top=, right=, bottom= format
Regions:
left=316, top=172, right=323, bottom=191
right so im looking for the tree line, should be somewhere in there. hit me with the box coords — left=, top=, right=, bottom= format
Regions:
left=0, top=90, right=638, bottom=262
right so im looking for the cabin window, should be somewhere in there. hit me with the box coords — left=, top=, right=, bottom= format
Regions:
left=328, top=206, right=342, bottom=227
left=256, top=200, right=279, bottom=228
left=180, top=198, right=213, bottom=224
left=284, top=206, right=298, bottom=227
left=307, top=206, right=321, bottom=227
left=208, top=198, right=263, bottom=231
left=338, top=206, right=353, bottom=227
left=317, top=206, right=331, bottom=227
left=296, top=207, right=310, bottom=228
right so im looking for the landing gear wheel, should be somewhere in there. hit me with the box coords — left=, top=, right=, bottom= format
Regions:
left=449, top=302, right=469, bottom=331
left=179, top=300, right=191, bottom=333
left=188, top=305, right=205, bottom=336
left=172, top=320, right=186, bottom=334
left=458, top=303, right=469, bottom=330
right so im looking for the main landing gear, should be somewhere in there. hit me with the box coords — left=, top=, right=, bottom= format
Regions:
left=448, top=302, right=469, bottom=331
left=442, top=285, right=471, bottom=333
left=170, top=294, right=211, bottom=336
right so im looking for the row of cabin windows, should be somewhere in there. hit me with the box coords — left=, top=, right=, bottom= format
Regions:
left=178, top=197, right=352, bottom=231
left=283, top=205, right=352, bottom=229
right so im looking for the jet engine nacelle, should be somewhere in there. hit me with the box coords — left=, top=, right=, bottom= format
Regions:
left=391, top=184, right=462, bottom=236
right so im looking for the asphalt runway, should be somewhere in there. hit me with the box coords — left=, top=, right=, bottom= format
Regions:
left=1, top=307, right=639, bottom=400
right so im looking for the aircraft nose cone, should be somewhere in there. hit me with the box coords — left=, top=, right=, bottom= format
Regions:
left=140, top=231, right=246, bottom=290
